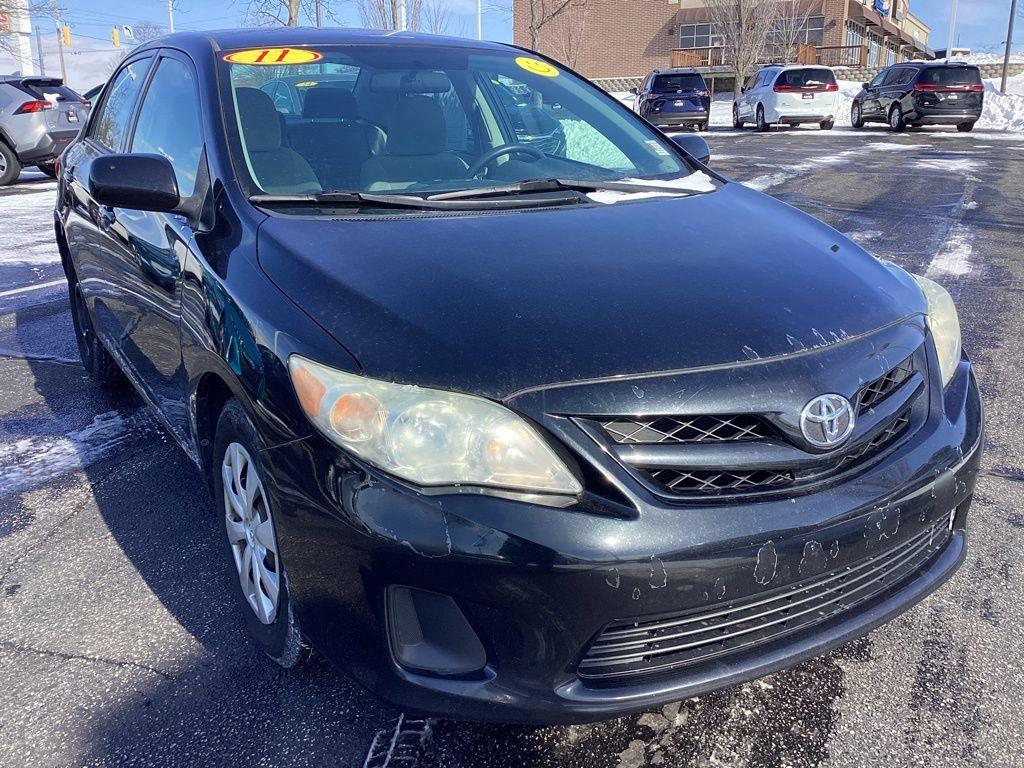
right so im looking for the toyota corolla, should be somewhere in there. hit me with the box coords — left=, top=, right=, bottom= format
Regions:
left=53, top=29, right=982, bottom=724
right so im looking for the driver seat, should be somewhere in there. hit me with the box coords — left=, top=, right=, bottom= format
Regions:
left=359, top=97, right=468, bottom=192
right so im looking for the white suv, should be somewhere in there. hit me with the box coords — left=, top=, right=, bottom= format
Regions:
left=733, top=65, right=839, bottom=132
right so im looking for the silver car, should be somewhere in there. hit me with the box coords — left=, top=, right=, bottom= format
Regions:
left=0, top=76, right=88, bottom=185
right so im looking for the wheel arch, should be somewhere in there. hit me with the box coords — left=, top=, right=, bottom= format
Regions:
left=192, top=369, right=242, bottom=475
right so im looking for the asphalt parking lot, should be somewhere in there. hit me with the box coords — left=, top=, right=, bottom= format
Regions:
left=2, top=126, right=1023, bottom=768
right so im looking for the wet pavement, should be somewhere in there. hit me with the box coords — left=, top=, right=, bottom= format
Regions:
left=1, top=127, right=1023, bottom=767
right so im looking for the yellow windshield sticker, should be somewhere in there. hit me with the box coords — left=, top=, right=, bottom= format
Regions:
left=515, top=57, right=559, bottom=78
left=224, top=48, right=323, bottom=66
left=294, top=81, right=319, bottom=88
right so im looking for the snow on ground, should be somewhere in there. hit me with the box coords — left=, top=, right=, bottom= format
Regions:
left=0, top=181, right=61, bottom=267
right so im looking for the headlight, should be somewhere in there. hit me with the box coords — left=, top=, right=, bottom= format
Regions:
left=912, top=274, right=961, bottom=388
left=288, top=356, right=582, bottom=497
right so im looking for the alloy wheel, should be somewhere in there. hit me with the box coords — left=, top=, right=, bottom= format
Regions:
left=0, top=153, right=7, bottom=175
left=222, top=442, right=281, bottom=625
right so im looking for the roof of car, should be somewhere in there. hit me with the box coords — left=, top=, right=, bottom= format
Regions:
left=901, top=60, right=978, bottom=68
left=137, top=27, right=516, bottom=56
left=651, top=68, right=702, bottom=75
left=757, top=64, right=834, bottom=71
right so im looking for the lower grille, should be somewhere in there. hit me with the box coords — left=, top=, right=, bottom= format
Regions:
left=578, top=521, right=947, bottom=682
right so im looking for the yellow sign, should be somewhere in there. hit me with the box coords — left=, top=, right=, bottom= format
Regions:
left=223, top=48, right=323, bottom=66
left=515, top=57, right=559, bottom=78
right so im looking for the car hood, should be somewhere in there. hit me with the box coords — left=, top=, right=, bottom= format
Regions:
left=256, top=182, right=925, bottom=400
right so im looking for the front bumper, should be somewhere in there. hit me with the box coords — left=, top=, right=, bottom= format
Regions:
left=263, top=360, right=982, bottom=724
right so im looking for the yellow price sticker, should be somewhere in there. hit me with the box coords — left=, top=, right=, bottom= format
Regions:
left=515, top=57, right=559, bottom=78
left=223, top=48, right=323, bottom=66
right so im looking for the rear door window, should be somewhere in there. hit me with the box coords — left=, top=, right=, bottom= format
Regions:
left=17, top=80, right=83, bottom=102
left=90, top=58, right=153, bottom=151
left=652, top=74, right=705, bottom=92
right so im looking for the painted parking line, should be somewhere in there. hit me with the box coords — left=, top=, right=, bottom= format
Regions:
left=0, top=279, right=65, bottom=299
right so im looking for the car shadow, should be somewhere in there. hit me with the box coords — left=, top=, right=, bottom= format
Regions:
left=6, top=296, right=393, bottom=765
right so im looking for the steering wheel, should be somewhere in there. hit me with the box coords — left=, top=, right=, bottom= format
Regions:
left=466, top=143, right=546, bottom=178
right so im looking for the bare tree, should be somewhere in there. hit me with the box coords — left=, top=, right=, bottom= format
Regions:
left=770, top=0, right=812, bottom=64
left=525, top=0, right=576, bottom=50
left=240, top=0, right=310, bottom=27
left=555, top=0, right=587, bottom=69
left=704, top=0, right=777, bottom=95
left=0, top=0, right=51, bottom=59
left=419, top=0, right=454, bottom=34
left=356, top=0, right=423, bottom=30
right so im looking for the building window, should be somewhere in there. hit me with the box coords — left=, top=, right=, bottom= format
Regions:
left=768, top=15, right=825, bottom=48
left=844, top=20, right=864, bottom=48
left=679, top=23, right=721, bottom=49
left=868, top=32, right=883, bottom=67
left=885, top=41, right=897, bottom=66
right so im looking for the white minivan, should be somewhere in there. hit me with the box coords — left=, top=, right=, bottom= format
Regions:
left=733, top=65, right=839, bottom=131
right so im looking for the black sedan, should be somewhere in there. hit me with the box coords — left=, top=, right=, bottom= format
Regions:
left=53, top=29, right=982, bottom=724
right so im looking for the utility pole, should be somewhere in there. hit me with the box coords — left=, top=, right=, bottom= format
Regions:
left=35, top=26, right=45, bottom=74
left=1002, top=0, right=1018, bottom=93
left=945, top=0, right=958, bottom=58
left=167, top=0, right=175, bottom=33
left=477, top=0, right=482, bottom=39
left=396, top=0, right=407, bottom=30
left=315, top=0, right=323, bottom=27
left=52, top=0, right=67, bottom=83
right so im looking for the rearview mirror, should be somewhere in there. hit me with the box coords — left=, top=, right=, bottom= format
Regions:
left=88, top=154, right=180, bottom=212
left=668, top=133, right=711, bottom=165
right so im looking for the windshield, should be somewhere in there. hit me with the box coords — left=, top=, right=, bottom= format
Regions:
left=652, top=74, right=705, bottom=92
left=221, top=45, right=696, bottom=198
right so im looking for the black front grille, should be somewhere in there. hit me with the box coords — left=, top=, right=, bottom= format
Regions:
left=647, top=467, right=794, bottom=494
left=578, top=521, right=947, bottom=682
left=599, top=414, right=770, bottom=445
left=831, top=410, right=911, bottom=473
left=858, top=357, right=914, bottom=414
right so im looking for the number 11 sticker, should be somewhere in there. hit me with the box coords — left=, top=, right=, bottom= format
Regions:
left=224, top=48, right=323, bottom=65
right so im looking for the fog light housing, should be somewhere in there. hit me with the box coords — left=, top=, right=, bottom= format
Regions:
left=386, top=586, right=487, bottom=677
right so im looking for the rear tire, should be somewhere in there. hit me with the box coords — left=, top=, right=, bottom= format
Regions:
left=888, top=105, right=906, bottom=132
left=819, top=119, right=834, bottom=130
left=732, top=103, right=744, bottom=129
left=756, top=105, right=770, bottom=132
left=851, top=102, right=864, bottom=129
left=956, top=122, right=975, bottom=133
left=68, top=270, right=126, bottom=388
left=696, top=122, right=708, bottom=132
left=213, top=399, right=310, bottom=669
left=0, top=142, right=20, bottom=186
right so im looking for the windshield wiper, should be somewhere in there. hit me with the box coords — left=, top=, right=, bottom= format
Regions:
left=427, top=177, right=710, bottom=201
left=249, top=189, right=583, bottom=210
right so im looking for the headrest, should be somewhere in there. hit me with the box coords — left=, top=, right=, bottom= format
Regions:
left=386, top=97, right=448, bottom=156
left=302, top=87, right=358, bottom=119
left=235, top=87, right=281, bottom=152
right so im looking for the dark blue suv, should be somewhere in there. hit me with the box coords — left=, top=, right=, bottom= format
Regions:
left=632, top=68, right=711, bottom=131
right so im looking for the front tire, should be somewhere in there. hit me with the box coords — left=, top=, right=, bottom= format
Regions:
left=696, top=122, right=708, bottom=132
left=756, top=105, right=770, bottom=132
left=956, top=121, right=975, bottom=133
left=888, top=105, right=906, bottom=132
left=36, top=162, right=58, bottom=178
left=68, top=271, right=125, bottom=388
left=732, top=103, right=744, bottom=129
left=0, top=142, right=20, bottom=186
left=819, top=119, right=834, bottom=130
left=851, top=102, right=864, bottom=128
left=213, top=399, right=310, bottom=669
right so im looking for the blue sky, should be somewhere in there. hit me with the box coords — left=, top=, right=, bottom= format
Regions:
left=915, top=0, right=1020, bottom=52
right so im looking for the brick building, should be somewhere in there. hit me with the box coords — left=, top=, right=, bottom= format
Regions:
left=513, top=0, right=933, bottom=80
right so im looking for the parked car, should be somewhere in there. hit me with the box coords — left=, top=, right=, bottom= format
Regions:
left=851, top=61, right=984, bottom=132
left=55, top=29, right=981, bottom=724
left=0, top=76, right=88, bottom=184
left=733, top=65, right=838, bottom=131
left=632, top=68, right=711, bottom=131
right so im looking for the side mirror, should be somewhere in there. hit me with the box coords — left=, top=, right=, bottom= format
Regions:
left=88, top=154, right=180, bottom=212
left=629, top=87, right=639, bottom=95
left=669, top=133, right=711, bottom=165
left=862, top=81, right=871, bottom=90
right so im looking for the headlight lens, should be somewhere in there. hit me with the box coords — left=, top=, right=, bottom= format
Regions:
left=288, top=356, right=582, bottom=496
left=912, top=274, right=961, bottom=388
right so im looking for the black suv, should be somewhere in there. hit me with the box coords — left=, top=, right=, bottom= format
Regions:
left=851, top=61, right=984, bottom=133
left=632, top=68, right=711, bottom=131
